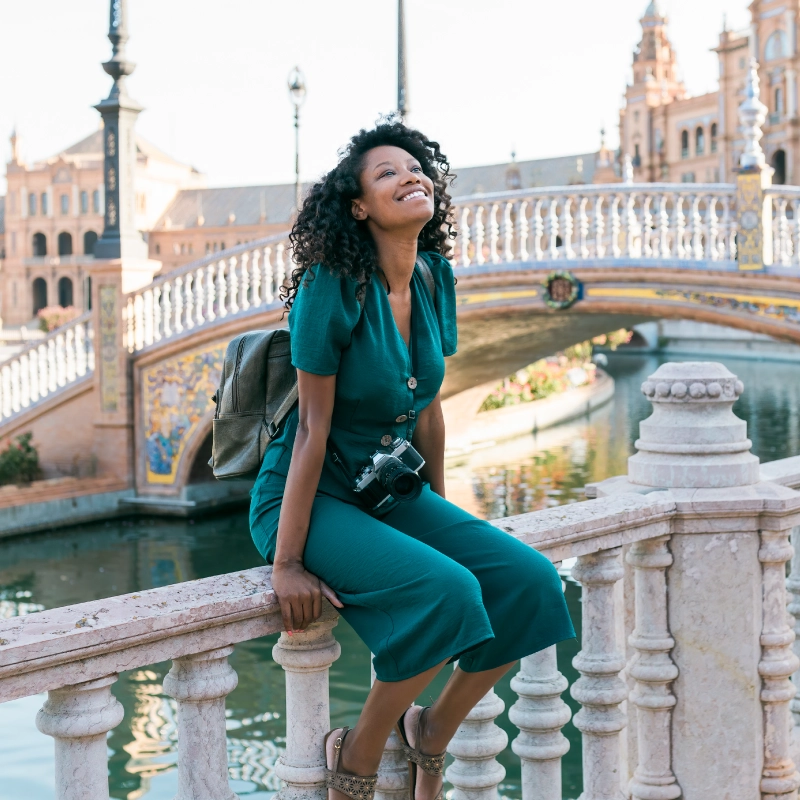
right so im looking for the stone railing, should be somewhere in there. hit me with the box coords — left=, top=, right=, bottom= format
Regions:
left=767, top=187, right=800, bottom=268
left=0, top=311, right=94, bottom=422
left=123, top=231, right=292, bottom=353
left=3, top=361, right=800, bottom=800
left=449, top=183, right=739, bottom=269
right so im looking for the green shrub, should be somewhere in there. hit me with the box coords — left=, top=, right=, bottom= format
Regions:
left=0, top=433, right=42, bottom=486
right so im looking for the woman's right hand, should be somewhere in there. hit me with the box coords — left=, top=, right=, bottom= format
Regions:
left=271, top=559, right=344, bottom=633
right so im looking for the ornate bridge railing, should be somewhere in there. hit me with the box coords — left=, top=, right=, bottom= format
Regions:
left=2, top=361, right=800, bottom=800
left=0, top=312, right=94, bottom=422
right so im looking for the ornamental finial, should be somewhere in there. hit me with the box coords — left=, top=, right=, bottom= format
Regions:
left=102, top=0, right=136, bottom=101
left=738, top=58, right=768, bottom=170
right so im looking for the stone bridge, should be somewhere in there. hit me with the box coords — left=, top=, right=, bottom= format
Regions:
left=4, top=173, right=800, bottom=509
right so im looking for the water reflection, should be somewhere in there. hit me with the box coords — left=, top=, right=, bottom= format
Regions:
left=1, top=354, right=799, bottom=799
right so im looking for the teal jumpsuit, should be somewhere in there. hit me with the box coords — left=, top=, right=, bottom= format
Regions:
left=249, top=251, right=575, bottom=682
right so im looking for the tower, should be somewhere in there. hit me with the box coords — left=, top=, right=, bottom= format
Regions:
left=9, top=128, right=21, bottom=164
left=93, top=0, right=147, bottom=259
left=397, top=0, right=409, bottom=122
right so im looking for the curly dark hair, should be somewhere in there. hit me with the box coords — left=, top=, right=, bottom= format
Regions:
left=282, top=119, right=455, bottom=309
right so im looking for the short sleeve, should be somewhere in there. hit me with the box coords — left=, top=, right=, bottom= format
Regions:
left=419, top=251, right=457, bottom=357
left=288, top=265, right=362, bottom=375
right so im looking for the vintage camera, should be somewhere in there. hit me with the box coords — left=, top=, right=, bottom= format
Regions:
left=354, top=437, right=425, bottom=511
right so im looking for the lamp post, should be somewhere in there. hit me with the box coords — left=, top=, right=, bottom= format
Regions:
left=288, top=66, right=306, bottom=214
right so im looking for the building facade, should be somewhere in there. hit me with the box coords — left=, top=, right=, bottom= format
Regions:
left=622, top=0, right=800, bottom=186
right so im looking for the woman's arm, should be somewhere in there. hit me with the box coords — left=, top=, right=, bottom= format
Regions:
left=271, top=369, right=343, bottom=633
left=412, top=391, right=446, bottom=498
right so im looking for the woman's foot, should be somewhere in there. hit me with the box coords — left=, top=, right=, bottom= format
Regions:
left=324, top=727, right=378, bottom=800
left=399, top=705, right=446, bottom=800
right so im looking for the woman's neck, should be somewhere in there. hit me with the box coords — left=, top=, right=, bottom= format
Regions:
left=371, top=230, right=418, bottom=294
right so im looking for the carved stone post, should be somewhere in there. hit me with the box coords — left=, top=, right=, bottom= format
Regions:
left=36, top=675, right=125, bottom=800
left=162, top=646, right=239, bottom=800
left=626, top=536, right=680, bottom=800
left=571, top=548, right=627, bottom=800
left=272, top=612, right=341, bottom=800
left=445, top=686, right=508, bottom=800
left=787, top=526, right=800, bottom=728
left=509, top=645, right=571, bottom=800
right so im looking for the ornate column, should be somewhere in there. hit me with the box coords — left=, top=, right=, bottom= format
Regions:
left=626, top=536, right=680, bottom=800
left=509, top=645, right=571, bottom=800
left=445, top=687, right=508, bottom=800
left=786, top=527, right=800, bottom=729
left=162, top=646, right=239, bottom=800
left=272, top=614, right=341, bottom=800
left=571, top=548, right=627, bottom=800
left=736, top=58, right=773, bottom=270
left=36, top=675, right=125, bottom=800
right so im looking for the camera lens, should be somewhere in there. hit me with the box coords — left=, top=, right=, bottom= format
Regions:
left=375, top=457, right=422, bottom=503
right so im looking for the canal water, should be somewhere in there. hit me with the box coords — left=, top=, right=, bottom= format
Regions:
left=2, top=353, right=800, bottom=800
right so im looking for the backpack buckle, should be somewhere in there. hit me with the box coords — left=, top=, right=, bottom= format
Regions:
left=266, top=420, right=278, bottom=439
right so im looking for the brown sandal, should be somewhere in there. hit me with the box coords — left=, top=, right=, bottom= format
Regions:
left=395, top=706, right=446, bottom=800
left=324, top=727, right=378, bottom=800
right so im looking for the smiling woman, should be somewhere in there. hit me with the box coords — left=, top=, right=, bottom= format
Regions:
left=244, top=119, right=575, bottom=800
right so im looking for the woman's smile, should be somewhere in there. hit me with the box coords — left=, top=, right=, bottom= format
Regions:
left=398, top=189, right=427, bottom=202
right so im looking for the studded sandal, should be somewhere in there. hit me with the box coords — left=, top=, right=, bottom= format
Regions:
left=324, top=727, right=378, bottom=800
left=396, top=706, right=446, bottom=800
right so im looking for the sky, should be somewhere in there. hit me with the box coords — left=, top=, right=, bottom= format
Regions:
left=0, top=0, right=752, bottom=193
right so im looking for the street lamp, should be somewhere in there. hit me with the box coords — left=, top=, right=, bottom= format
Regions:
left=288, top=66, right=306, bottom=213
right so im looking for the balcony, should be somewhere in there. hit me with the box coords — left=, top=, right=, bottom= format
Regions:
left=23, top=255, right=95, bottom=267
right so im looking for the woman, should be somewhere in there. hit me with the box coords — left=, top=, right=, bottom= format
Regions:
left=249, top=121, right=574, bottom=800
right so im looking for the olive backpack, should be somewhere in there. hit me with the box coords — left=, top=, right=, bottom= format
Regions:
left=208, top=257, right=436, bottom=480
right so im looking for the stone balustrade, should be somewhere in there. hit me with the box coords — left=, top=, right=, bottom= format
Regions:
left=0, top=311, right=94, bottom=422
left=4, top=361, right=800, bottom=799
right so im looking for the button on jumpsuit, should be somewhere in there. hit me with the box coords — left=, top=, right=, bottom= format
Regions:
left=249, top=251, right=575, bottom=682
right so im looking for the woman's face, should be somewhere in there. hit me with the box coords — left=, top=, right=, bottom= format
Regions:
left=351, top=145, right=435, bottom=233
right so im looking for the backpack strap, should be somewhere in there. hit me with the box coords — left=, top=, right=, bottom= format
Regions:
left=415, top=255, right=436, bottom=303
left=266, top=380, right=299, bottom=439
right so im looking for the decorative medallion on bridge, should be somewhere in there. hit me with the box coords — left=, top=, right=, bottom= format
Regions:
left=543, top=271, right=581, bottom=310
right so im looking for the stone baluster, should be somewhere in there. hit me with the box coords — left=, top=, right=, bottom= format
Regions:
left=123, top=296, right=134, bottom=353
left=206, top=264, right=217, bottom=321
left=459, top=206, right=471, bottom=267
left=264, top=246, right=275, bottom=303
left=517, top=199, right=530, bottom=261
left=173, top=277, right=185, bottom=334
left=503, top=202, right=515, bottom=262
left=272, top=615, right=341, bottom=800
left=133, top=293, right=145, bottom=350
left=560, top=197, right=575, bottom=258
left=64, top=329, right=76, bottom=383
left=38, top=343, right=49, bottom=399
left=532, top=199, right=544, bottom=260
left=571, top=547, right=627, bottom=800
left=29, top=348, right=40, bottom=402
left=721, top=197, right=734, bottom=260
left=690, top=196, right=703, bottom=260
left=627, top=536, right=680, bottom=800
left=673, top=196, right=686, bottom=259
left=657, top=195, right=670, bottom=258
left=787, top=527, right=800, bottom=729
left=594, top=196, right=606, bottom=258
left=474, top=205, right=486, bottom=265
left=545, top=199, right=558, bottom=259
left=163, top=646, right=239, bottom=800
left=706, top=197, right=719, bottom=261
left=488, top=203, right=501, bottom=263
left=18, top=354, right=29, bottom=408
left=240, top=251, right=251, bottom=310
left=217, top=260, right=228, bottom=318
left=641, top=196, right=653, bottom=258
left=509, top=645, right=571, bottom=800
left=142, top=288, right=154, bottom=345
left=194, top=270, right=205, bottom=327
left=610, top=196, right=621, bottom=258
left=0, top=364, right=11, bottom=417
left=152, top=286, right=163, bottom=341
left=275, top=243, right=287, bottom=290
left=446, top=686, right=508, bottom=800
left=623, top=191, right=639, bottom=257
left=792, top=201, right=800, bottom=266
left=35, top=675, right=125, bottom=800
left=251, top=248, right=262, bottom=307
left=577, top=197, right=589, bottom=259
left=778, top=198, right=791, bottom=266
left=162, top=282, right=173, bottom=338
left=183, top=273, right=195, bottom=329
left=75, top=323, right=87, bottom=377
left=56, top=333, right=67, bottom=387
left=47, top=338, right=58, bottom=392
left=10, top=360, right=21, bottom=412
left=759, top=526, right=800, bottom=796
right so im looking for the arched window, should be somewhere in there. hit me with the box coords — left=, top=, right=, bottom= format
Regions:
left=775, top=86, right=785, bottom=117
left=772, top=149, right=787, bottom=184
left=32, top=232, right=47, bottom=257
left=765, top=30, right=788, bottom=62
left=681, top=130, right=689, bottom=158
left=58, top=277, right=74, bottom=308
left=711, top=122, right=718, bottom=153
left=32, top=278, right=47, bottom=315
left=696, top=126, right=705, bottom=155
left=83, top=230, right=98, bottom=255
left=57, top=232, right=73, bottom=256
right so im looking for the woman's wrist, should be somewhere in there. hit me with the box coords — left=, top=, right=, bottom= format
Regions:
left=273, top=556, right=304, bottom=571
